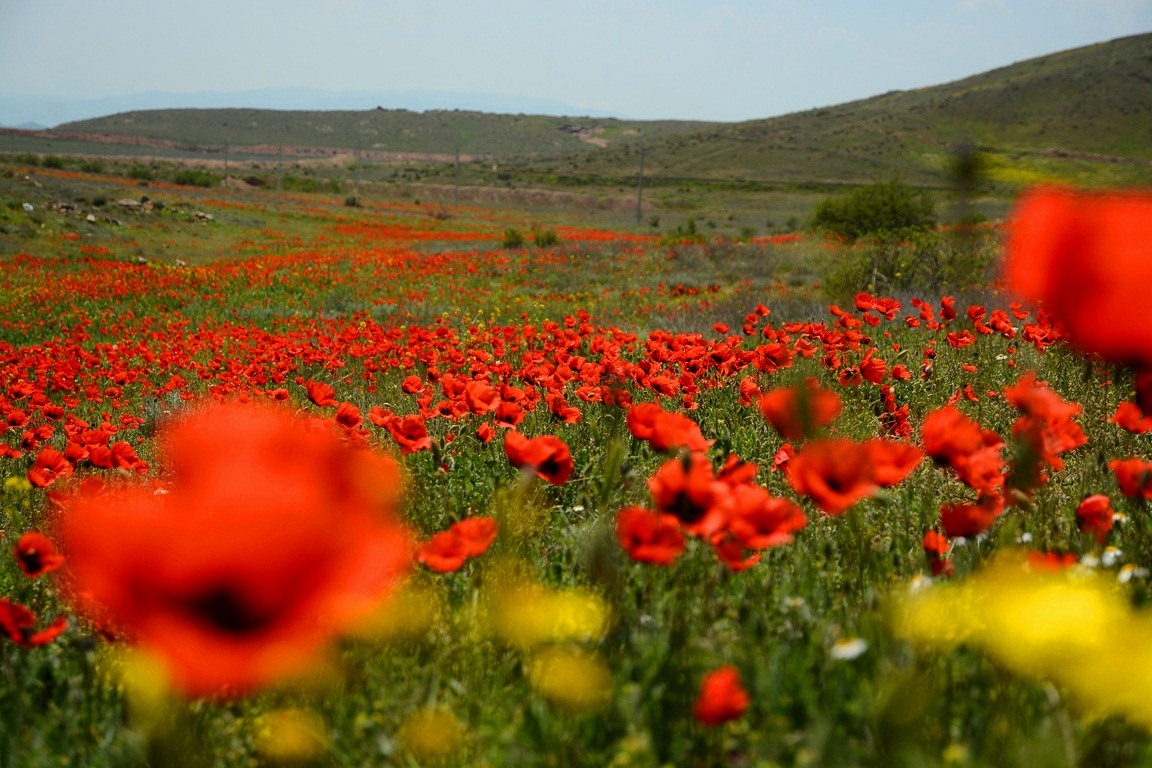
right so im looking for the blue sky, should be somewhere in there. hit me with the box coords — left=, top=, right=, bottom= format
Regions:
left=1, top=0, right=1149, bottom=124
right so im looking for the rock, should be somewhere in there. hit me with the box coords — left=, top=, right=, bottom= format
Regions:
left=116, top=198, right=141, bottom=210
left=22, top=203, right=33, bottom=213
left=86, top=214, right=97, bottom=223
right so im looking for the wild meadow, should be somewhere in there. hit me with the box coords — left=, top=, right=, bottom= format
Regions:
left=2, top=164, right=1152, bottom=767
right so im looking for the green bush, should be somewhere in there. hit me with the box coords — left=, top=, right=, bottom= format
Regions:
left=811, top=180, right=935, bottom=242
left=172, top=169, right=218, bottom=188
left=532, top=229, right=559, bottom=248
left=822, top=228, right=997, bottom=299
left=41, top=155, right=65, bottom=170
left=502, top=228, right=525, bottom=249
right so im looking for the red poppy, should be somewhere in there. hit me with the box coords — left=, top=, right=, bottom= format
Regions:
left=1004, top=186, right=1152, bottom=365
left=693, top=666, right=750, bottom=726
left=1111, top=402, right=1152, bottom=434
left=864, top=439, right=923, bottom=487
left=417, top=530, right=469, bottom=573
left=0, top=599, right=67, bottom=649
left=1110, top=458, right=1152, bottom=500
left=452, top=516, right=498, bottom=557
left=725, top=485, right=806, bottom=549
left=785, top=439, right=879, bottom=515
left=14, top=531, right=65, bottom=578
left=939, top=494, right=1004, bottom=539
left=503, top=431, right=574, bottom=486
left=1075, top=494, right=1114, bottom=546
left=648, top=454, right=730, bottom=537
left=28, top=447, right=73, bottom=488
left=464, top=380, right=500, bottom=414
left=615, top=506, right=686, bottom=566
left=757, top=381, right=842, bottom=441
left=387, top=414, right=433, bottom=454
left=57, top=401, right=411, bottom=698
left=922, top=530, right=953, bottom=576
left=304, top=380, right=338, bottom=407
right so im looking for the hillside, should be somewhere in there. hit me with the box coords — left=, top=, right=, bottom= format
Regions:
left=526, top=32, right=1152, bottom=188
left=52, top=109, right=713, bottom=160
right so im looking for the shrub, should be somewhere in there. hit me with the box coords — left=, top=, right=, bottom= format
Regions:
left=533, top=229, right=559, bottom=248
left=173, top=170, right=218, bottom=188
left=811, top=180, right=935, bottom=242
left=821, top=228, right=997, bottom=300
left=502, top=228, right=525, bottom=249
left=41, top=156, right=65, bottom=170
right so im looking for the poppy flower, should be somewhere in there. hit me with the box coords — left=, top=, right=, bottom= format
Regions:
left=1110, top=458, right=1152, bottom=500
left=1075, top=494, right=1114, bottom=546
left=504, top=431, right=574, bottom=486
left=940, top=494, right=1004, bottom=539
left=304, top=380, right=338, bottom=407
left=648, top=454, right=730, bottom=537
left=14, top=531, right=65, bottom=578
left=1004, top=186, right=1152, bottom=366
left=451, top=516, right=498, bottom=557
left=725, top=485, right=806, bottom=550
left=417, top=531, right=469, bottom=573
left=0, top=599, right=67, bottom=649
left=693, top=666, right=750, bottom=726
left=785, top=439, right=879, bottom=515
left=387, top=414, right=433, bottom=454
left=27, top=447, right=73, bottom=489
left=757, top=381, right=842, bottom=441
left=56, top=401, right=411, bottom=698
left=922, top=530, right=953, bottom=576
left=464, top=381, right=500, bottom=414
left=1111, top=402, right=1152, bottom=434
left=864, top=439, right=923, bottom=487
left=614, top=506, right=686, bottom=566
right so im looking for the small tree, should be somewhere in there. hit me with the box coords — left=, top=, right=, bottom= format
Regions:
left=811, top=180, right=935, bottom=242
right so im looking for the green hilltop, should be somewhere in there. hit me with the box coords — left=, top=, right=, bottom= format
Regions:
left=21, top=32, right=1152, bottom=192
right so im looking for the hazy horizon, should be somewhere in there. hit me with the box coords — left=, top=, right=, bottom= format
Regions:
left=2, top=1, right=1149, bottom=127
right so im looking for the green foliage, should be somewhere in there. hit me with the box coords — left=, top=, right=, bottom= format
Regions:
left=127, top=165, right=154, bottom=182
left=532, top=229, right=559, bottom=248
left=502, top=228, right=525, bottom=249
left=661, top=217, right=705, bottom=245
left=40, top=155, right=65, bottom=170
left=822, top=227, right=997, bottom=299
left=172, top=169, right=218, bottom=188
left=811, top=180, right=936, bottom=242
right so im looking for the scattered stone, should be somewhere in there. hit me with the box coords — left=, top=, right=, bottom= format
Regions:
left=86, top=214, right=97, bottom=223
left=193, top=211, right=214, bottom=222
left=22, top=202, right=33, bottom=213
left=116, top=198, right=141, bottom=211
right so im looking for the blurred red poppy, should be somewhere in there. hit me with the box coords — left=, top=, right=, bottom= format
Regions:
left=15, top=531, right=65, bottom=578
left=1075, top=494, right=1113, bottom=546
left=615, top=506, right=686, bottom=566
left=56, top=401, right=411, bottom=698
left=504, top=431, right=574, bottom=486
left=785, top=439, right=879, bottom=515
left=693, top=665, right=750, bottom=726
left=757, top=381, right=841, bottom=441
left=1005, top=186, right=1152, bottom=365
left=0, top=599, right=67, bottom=649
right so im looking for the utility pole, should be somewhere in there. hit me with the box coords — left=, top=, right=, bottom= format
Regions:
left=635, top=139, right=645, bottom=227
left=454, top=144, right=461, bottom=211
left=354, top=142, right=362, bottom=204
left=276, top=145, right=283, bottom=192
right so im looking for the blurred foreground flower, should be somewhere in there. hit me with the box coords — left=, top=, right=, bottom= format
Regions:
left=693, top=665, right=749, bottom=726
left=894, top=551, right=1152, bottom=728
left=56, top=401, right=411, bottom=698
left=1005, top=186, right=1152, bottom=366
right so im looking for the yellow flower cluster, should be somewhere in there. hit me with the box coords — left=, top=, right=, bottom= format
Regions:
left=894, top=552, right=1152, bottom=728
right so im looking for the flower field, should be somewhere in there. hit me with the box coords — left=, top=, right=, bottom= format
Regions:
left=3, top=168, right=1152, bottom=766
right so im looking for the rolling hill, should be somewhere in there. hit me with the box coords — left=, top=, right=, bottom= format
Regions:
left=27, top=32, right=1152, bottom=190
left=538, top=32, right=1152, bottom=188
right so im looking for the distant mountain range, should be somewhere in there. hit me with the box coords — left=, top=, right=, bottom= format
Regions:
left=0, top=88, right=618, bottom=129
